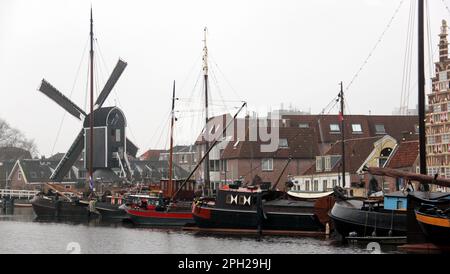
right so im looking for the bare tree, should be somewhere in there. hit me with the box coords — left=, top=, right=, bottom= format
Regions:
left=0, top=118, right=38, bottom=156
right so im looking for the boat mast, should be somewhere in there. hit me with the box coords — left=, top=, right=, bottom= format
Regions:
left=339, top=81, right=345, bottom=188
left=168, top=81, right=176, bottom=198
left=202, top=27, right=211, bottom=194
left=89, top=7, right=94, bottom=188
left=171, top=102, right=247, bottom=201
left=418, top=0, right=427, bottom=181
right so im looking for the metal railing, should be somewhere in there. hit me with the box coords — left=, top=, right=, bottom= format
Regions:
left=0, top=189, right=40, bottom=199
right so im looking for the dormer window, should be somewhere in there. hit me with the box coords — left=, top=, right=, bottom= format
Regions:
left=352, top=124, right=362, bottom=133
left=316, top=156, right=323, bottom=172
left=279, top=138, right=288, bottom=148
left=324, top=156, right=331, bottom=171
left=375, top=124, right=385, bottom=134
left=298, top=123, right=309, bottom=128
left=330, top=124, right=340, bottom=132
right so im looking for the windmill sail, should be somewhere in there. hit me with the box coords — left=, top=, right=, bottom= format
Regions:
left=95, top=59, right=128, bottom=108
left=50, top=130, right=84, bottom=181
left=126, top=138, right=138, bottom=158
left=38, top=79, right=87, bottom=120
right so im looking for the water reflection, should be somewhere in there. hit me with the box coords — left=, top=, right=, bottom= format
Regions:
left=0, top=208, right=386, bottom=254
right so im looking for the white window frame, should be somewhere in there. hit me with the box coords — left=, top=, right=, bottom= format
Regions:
left=316, top=157, right=323, bottom=172
left=261, top=158, right=273, bottom=171
left=330, top=124, right=340, bottom=132
left=351, top=124, right=362, bottom=133
left=279, top=138, right=288, bottom=148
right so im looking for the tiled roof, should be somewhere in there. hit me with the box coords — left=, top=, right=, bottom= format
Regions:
left=222, top=126, right=319, bottom=159
left=129, top=160, right=190, bottom=181
left=139, top=150, right=165, bottom=161
left=283, top=114, right=418, bottom=143
left=386, top=140, right=419, bottom=169
left=15, top=159, right=77, bottom=183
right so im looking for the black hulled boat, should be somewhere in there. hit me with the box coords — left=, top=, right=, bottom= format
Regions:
left=192, top=182, right=334, bottom=232
left=31, top=192, right=96, bottom=219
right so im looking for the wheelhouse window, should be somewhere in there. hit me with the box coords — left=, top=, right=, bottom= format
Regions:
left=261, top=158, right=273, bottom=171
left=298, top=123, right=309, bottom=128
left=351, top=124, right=362, bottom=133
left=330, top=124, right=340, bottom=132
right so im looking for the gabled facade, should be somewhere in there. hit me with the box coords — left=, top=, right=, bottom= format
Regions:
left=292, top=135, right=398, bottom=197
left=8, top=159, right=79, bottom=191
left=425, top=20, right=450, bottom=192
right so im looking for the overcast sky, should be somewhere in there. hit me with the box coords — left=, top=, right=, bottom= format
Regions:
left=0, top=0, right=448, bottom=157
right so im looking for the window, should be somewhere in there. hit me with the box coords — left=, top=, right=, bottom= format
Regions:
left=115, top=129, right=121, bottom=142
left=444, top=134, right=450, bottom=144
left=415, top=124, right=419, bottom=134
left=313, top=180, right=319, bottom=191
left=305, top=180, right=310, bottom=191
left=220, top=160, right=228, bottom=172
left=324, top=156, right=331, bottom=171
left=322, top=180, right=327, bottom=191
left=445, top=167, right=450, bottom=178
left=427, top=135, right=435, bottom=145
left=316, top=156, right=323, bottom=172
left=434, top=104, right=442, bottom=113
left=209, top=160, right=220, bottom=172
left=330, top=124, right=340, bottom=132
left=261, top=158, right=273, bottom=171
left=375, top=124, right=385, bottom=134
left=351, top=124, right=362, bottom=133
left=332, top=179, right=337, bottom=188
left=279, top=138, right=288, bottom=148
left=299, top=123, right=309, bottom=128
left=18, top=171, right=22, bottom=180
left=440, top=72, right=448, bottom=81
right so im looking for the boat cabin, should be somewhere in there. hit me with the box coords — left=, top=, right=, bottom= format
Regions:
left=384, top=191, right=408, bottom=210
left=159, top=179, right=196, bottom=201
left=215, top=181, right=274, bottom=210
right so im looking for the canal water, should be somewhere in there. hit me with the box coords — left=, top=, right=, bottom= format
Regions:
left=0, top=207, right=393, bottom=254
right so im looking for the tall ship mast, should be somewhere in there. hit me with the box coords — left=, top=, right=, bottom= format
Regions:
left=202, top=27, right=211, bottom=194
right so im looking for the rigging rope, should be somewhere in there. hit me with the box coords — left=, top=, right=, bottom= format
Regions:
left=50, top=36, right=89, bottom=155
left=345, top=0, right=405, bottom=93
left=95, top=38, right=139, bottom=146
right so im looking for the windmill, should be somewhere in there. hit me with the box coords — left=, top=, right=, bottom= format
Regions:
left=37, top=10, right=138, bottom=184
